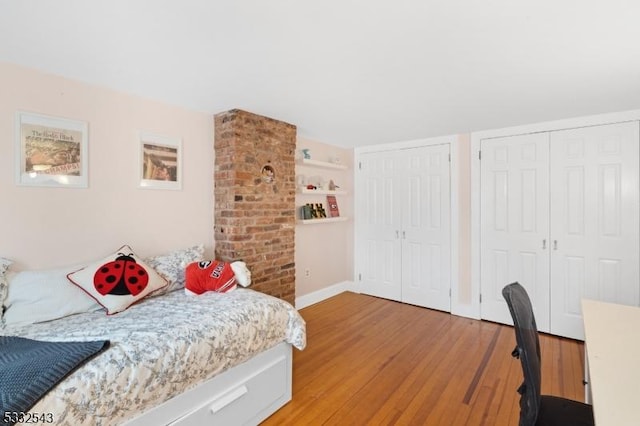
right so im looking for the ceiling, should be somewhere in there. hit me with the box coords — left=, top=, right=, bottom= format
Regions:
left=1, top=1, right=640, bottom=148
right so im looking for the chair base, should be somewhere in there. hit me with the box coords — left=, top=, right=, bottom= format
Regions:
left=536, top=395, right=594, bottom=426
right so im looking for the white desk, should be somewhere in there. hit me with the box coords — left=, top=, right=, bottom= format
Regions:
left=582, top=299, right=640, bottom=426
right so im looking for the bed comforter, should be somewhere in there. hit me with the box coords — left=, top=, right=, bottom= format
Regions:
left=1, top=289, right=306, bottom=426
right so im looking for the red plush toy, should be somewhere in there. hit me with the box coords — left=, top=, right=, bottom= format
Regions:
left=184, top=260, right=251, bottom=295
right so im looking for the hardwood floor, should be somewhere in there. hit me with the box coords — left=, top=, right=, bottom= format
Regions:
left=262, top=292, right=586, bottom=425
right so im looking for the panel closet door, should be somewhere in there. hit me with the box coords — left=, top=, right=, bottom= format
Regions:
left=358, top=150, right=403, bottom=301
left=357, top=145, right=452, bottom=311
left=549, top=121, right=640, bottom=340
left=400, top=144, right=451, bottom=311
left=480, top=133, right=550, bottom=331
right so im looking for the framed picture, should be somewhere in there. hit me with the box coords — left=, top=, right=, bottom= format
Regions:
left=138, top=131, right=182, bottom=190
left=15, top=111, right=89, bottom=188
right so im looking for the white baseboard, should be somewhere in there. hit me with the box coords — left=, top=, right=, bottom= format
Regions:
left=295, top=281, right=357, bottom=310
left=451, top=303, right=481, bottom=320
left=296, top=283, right=480, bottom=321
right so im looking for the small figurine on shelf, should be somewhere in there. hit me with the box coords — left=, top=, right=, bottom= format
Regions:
left=302, top=149, right=311, bottom=159
left=308, top=175, right=324, bottom=189
left=328, top=180, right=340, bottom=191
left=307, top=203, right=318, bottom=218
left=315, top=203, right=327, bottom=218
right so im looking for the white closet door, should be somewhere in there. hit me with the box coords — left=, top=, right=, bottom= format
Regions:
left=401, top=144, right=451, bottom=311
left=480, top=133, right=550, bottom=331
left=550, top=122, right=640, bottom=340
left=358, top=151, right=402, bottom=301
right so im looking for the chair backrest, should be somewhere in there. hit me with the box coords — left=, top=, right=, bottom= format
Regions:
left=502, top=282, right=542, bottom=426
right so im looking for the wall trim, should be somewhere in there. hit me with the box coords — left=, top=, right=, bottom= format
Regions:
left=295, top=280, right=357, bottom=310
left=354, top=134, right=458, bottom=154
left=450, top=304, right=478, bottom=319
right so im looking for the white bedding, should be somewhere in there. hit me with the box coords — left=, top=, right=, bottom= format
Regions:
left=2, top=289, right=306, bottom=426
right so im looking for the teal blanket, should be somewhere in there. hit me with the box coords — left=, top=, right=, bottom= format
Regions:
left=0, top=336, right=109, bottom=424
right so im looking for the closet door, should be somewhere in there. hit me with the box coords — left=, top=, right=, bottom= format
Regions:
left=550, top=122, right=640, bottom=340
left=358, top=151, right=403, bottom=301
left=480, top=133, right=550, bottom=331
left=401, top=144, right=451, bottom=311
left=357, top=145, right=452, bottom=310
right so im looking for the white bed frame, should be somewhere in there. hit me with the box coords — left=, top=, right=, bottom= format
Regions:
left=124, top=342, right=292, bottom=426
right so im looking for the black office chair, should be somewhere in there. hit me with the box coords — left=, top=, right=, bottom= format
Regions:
left=502, top=282, right=594, bottom=426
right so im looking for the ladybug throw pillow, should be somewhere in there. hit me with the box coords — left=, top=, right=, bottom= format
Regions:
left=67, top=245, right=168, bottom=315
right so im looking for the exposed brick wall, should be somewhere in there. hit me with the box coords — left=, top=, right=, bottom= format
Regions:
left=214, top=109, right=297, bottom=304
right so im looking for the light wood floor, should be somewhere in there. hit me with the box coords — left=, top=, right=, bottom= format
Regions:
left=262, top=291, right=586, bottom=426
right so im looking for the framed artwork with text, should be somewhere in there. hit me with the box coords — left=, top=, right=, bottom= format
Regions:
left=15, top=111, right=89, bottom=188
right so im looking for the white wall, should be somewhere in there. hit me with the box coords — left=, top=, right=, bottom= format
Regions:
left=456, top=133, right=472, bottom=306
left=0, top=62, right=215, bottom=270
left=0, top=62, right=355, bottom=306
left=295, top=137, right=354, bottom=303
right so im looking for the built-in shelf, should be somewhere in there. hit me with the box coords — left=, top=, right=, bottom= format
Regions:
left=297, top=188, right=347, bottom=195
left=298, top=217, right=349, bottom=225
left=297, top=158, right=348, bottom=170
left=296, top=157, right=348, bottom=225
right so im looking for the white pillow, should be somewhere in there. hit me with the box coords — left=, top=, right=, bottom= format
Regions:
left=3, top=266, right=102, bottom=326
left=145, top=244, right=204, bottom=296
left=67, top=245, right=168, bottom=315
left=0, top=257, right=13, bottom=324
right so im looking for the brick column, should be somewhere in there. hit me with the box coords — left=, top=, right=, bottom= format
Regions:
left=214, top=109, right=297, bottom=304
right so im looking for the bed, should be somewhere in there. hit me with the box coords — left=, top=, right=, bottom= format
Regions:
left=0, top=248, right=306, bottom=426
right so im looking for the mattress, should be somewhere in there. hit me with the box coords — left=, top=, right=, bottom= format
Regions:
left=2, top=289, right=306, bottom=426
